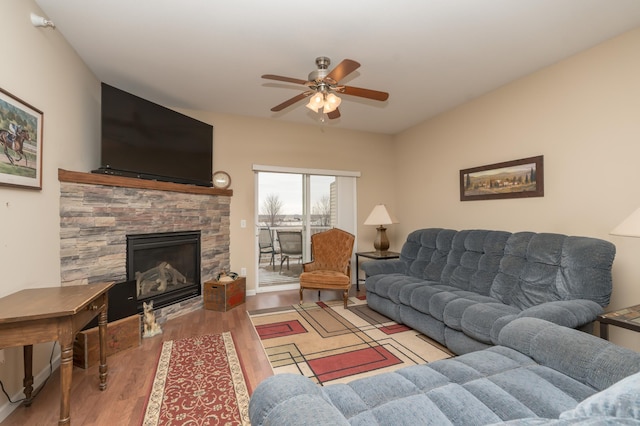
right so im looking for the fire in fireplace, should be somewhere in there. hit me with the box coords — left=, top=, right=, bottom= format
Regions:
left=127, top=230, right=202, bottom=311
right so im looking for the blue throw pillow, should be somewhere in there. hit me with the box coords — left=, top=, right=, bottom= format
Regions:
left=560, top=371, right=640, bottom=420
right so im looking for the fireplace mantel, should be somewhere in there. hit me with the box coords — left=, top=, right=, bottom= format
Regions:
left=58, top=169, right=233, bottom=197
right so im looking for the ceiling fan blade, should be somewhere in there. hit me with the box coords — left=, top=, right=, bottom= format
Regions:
left=325, top=59, right=360, bottom=84
left=339, top=85, right=389, bottom=101
left=262, top=74, right=309, bottom=86
left=270, top=92, right=312, bottom=112
left=326, top=108, right=341, bottom=120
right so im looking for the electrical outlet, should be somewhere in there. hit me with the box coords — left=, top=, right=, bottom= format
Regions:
left=240, top=267, right=247, bottom=276
left=240, top=219, right=246, bottom=228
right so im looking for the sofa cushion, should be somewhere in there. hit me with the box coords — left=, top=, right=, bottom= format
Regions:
left=408, top=283, right=460, bottom=315
left=336, top=345, right=596, bottom=422
left=557, top=236, right=616, bottom=307
left=404, top=228, right=456, bottom=280
left=248, top=373, right=348, bottom=425
left=440, top=230, right=510, bottom=295
left=498, top=318, right=640, bottom=392
left=491, top=233, right=615, bottom=310
left=441, top=293, right=505, bottom=330
left=366, top=273, right=424, bottom=303
left=325, top=345, right=594, bottom=424
left=461, top=303, right=522, bottom=343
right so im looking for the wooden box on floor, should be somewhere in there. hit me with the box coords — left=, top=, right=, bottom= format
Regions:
left=73, top=314, right=141, bottom=369
left=203, top=277, right=246, bottom=311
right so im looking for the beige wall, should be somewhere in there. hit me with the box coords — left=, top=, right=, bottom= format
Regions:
left=179, top=111, right=396, bottom=293
left=0, top=1, right=100, bottom=296
left=394, top=28, right=640, bottom=351
left=0, top=0, right=101, bottom=414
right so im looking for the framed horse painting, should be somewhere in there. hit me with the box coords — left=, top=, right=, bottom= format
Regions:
left=0, top=87, right=43, bottom=189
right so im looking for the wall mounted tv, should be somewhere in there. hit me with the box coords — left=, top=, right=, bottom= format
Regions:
left=96, top=83, right=213, bottom=187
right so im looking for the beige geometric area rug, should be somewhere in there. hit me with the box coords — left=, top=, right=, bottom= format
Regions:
left=248, top=297, right=452, bottom=386
left=142, top=332, right=250, bottom=425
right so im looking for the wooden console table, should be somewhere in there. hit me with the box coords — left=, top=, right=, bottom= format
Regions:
left=0, top=282, right=114, bottom=426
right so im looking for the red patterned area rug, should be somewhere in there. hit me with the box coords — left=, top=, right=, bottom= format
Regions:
left=142, top=332, right=250, bottom=425
left=248, top=297, right=452, bottom=386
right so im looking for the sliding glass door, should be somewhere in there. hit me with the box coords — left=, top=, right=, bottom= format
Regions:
left=254, top=166, right=358, bottom=292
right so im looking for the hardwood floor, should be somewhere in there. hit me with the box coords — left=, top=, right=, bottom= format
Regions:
left=2, top=287, right=365, bottom=425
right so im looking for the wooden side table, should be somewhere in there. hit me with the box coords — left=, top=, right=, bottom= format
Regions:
left=355, top=251, right=401, bottom=291
left=0, top=282, right=114, bottom=426
left=597, top=304, right=640, bottom=340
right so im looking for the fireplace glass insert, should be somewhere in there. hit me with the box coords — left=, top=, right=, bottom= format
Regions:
left=127, top=230, right=201, bottom=311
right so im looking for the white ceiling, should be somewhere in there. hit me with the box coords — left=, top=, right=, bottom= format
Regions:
left=35, top=0, right=640, bottom=135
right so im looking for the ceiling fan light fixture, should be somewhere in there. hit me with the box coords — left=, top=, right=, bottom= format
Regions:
left=311, top=92, right=324, bottom=105
left=305, top=101, right=320, bottom=113
left=323, top=93, right=341, bottom=113
left=306, top=92, right=325, bottom=113
left=263, top=57, right=387, bottom=120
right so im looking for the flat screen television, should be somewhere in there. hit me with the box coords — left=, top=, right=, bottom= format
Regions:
left=97, top=83, right=213, bottom=187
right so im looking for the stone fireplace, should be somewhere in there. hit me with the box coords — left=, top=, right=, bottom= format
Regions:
left=58, top=169, right=231, bottom=322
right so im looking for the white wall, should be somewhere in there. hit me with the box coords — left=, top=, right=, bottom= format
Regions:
left=0, top=0, right=100, bottom=417
left=394, top=28, right=640, bottom=351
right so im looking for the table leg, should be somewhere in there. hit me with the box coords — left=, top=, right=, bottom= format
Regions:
left=98, top=306, right=108, bottom=390
left=600, top=321, right=609, bottom=340
left=58, top=333, right=73, bottom=426
left=22, top=344, right=34, bottom=407
left=355, top=254, right=360, bottom=291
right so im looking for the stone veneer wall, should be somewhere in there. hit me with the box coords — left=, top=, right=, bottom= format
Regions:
left=59, top=181, right=230, bottom=321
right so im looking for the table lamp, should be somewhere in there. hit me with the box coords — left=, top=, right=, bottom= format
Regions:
left=364, top=204, right=398, bottom=253
left=611, top=207, right=640, bottom=237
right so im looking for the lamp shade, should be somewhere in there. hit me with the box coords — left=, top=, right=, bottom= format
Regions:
left=611, top=207, right=640, bottom=237
left=364, top=204, right=398, bottom=226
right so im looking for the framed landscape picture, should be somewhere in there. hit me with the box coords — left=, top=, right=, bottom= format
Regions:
left=0, top=88, right=43, bottom=189
left=460, top=155, right=544, bottom=201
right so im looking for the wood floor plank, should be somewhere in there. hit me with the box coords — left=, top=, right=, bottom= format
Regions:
left=2, top=288, right=363, bottom=425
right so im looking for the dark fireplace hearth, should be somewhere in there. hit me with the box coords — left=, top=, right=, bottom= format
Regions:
left=127, top=230, right=202, bottom=312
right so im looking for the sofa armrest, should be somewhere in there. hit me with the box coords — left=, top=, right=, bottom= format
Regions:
left=360, top=259, right=407, bottom=277
left=498, top=318, right=640, bottom=391
left=249, top=374, right=349, bottom=426
left=516, top=300, right=602, bottom=328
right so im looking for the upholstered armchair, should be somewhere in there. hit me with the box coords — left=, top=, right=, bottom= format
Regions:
left=299, top=228, right=355, bottom=308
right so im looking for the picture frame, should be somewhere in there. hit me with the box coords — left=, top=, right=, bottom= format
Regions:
left=0, top=87, right=43, bottom=189
left=460, top=155, right=544, bottom=201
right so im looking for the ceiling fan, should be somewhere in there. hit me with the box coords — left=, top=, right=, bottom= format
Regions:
left=261, top=57, right=389, bottom=120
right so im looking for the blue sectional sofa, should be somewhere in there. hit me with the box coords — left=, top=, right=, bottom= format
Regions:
left=249, top=318, right=640, bottom=425
left=361, top=229, right=616, bottom=354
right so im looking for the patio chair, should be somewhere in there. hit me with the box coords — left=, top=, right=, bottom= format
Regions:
left=276, top=230, right=303, bottom=273
left=299, top=228, right=355, bottom=308
left=258, top=227, right=276, bottom=269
